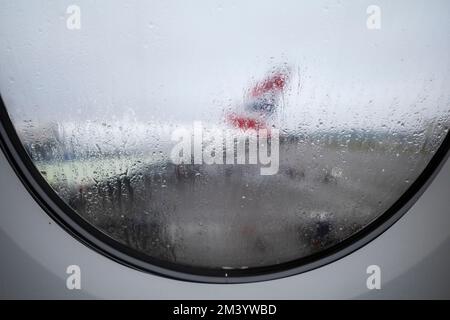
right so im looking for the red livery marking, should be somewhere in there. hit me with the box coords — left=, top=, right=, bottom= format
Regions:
left=227, top=113, right=267, bottom=131
left=250, top=72, right=288, bottom=98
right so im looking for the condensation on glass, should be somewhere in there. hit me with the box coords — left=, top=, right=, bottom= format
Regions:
left=0, top=1, right=449, bottom=270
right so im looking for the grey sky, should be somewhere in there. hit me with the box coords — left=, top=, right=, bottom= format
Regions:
left=0, top=0, right=449, bottom=131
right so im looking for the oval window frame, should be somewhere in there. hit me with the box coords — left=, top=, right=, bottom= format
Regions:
left=0, top=94, right=449, bottom=283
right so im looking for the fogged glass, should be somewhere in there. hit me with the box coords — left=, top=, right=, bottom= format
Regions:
left=0, top=1, right=449, bottom=270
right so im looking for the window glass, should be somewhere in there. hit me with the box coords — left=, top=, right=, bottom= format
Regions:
left=0, top=0, right=449, bottom=270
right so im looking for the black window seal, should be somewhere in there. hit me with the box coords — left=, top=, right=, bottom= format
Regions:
left=0, top=94, right=449, bottom=284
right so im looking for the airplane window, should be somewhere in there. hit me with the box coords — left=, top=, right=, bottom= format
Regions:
left=0, top=1, right=449, bottom=280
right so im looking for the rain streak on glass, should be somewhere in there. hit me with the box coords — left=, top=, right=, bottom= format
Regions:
left=0, top=0, right=449, bottom=270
